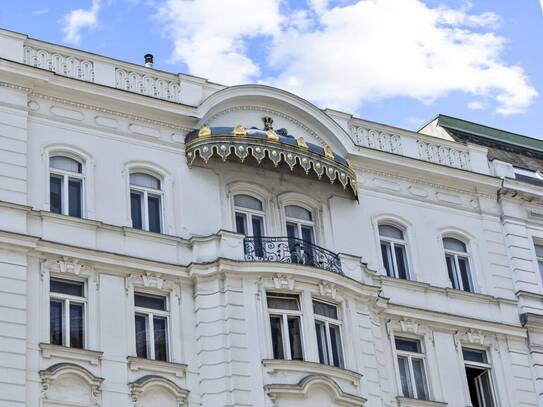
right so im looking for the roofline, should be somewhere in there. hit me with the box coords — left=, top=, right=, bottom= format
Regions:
left=419, top=113, right=543, bottom=154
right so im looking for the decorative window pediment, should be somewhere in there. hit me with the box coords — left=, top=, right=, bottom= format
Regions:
left=185, top=118, right=357, bottom=199
left=129, top=375, right=189, bottom=407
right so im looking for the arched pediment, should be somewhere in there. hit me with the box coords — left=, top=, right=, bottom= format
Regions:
left=129, top=375, right=189, bottom=406
left=265, top=374, right=366, bottom=407
left=197, top=85, right=354, bottom=154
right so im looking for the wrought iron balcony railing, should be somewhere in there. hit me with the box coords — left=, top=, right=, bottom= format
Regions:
left=243, top=236, right=343, bottom=274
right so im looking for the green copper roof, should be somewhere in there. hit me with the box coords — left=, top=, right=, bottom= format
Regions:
left=426, top=115, right=543, bottom=154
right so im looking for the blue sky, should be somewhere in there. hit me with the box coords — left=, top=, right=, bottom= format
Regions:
left=1, top=0, right=542, bottom=137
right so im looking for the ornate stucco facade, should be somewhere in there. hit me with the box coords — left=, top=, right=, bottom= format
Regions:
left=0, top=28, right=542, bottom=407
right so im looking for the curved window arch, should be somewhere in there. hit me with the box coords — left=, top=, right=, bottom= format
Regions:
left=443, top=236, right=474, bottom=292
left=49, top=155, right=84, bottom=218
left=234, top=194, right=265, bottom=236
left=129, top=171, right=163, bottom=233
left=379, top=223, right=410, bottom=280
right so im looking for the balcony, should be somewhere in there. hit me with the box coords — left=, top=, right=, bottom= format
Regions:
left=243, top=236, right=343, bottom=274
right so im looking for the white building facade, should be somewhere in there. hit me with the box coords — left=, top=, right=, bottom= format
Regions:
left=0, top=29, right=542, bottom=407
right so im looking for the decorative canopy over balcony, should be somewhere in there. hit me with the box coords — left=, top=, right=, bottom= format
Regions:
left=185, top=117, right=358, bottom=198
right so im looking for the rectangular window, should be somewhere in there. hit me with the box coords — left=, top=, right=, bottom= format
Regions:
left=50, top=175, right=63, bottom=214
left=147, top=195, right=161, bottom=233
left=68, top=179, right=82, bottom=218
left=380, top=241, right=409, bottom=280
left=395, top=337, right=429, bottom=400
left=535, top=244, right=543, bottom=282
left=134, top=292, right=169, bottom=361
left=49, top=278, right=85, bottom=349
left=463, top=348, right=496, bottom=407
left=130, top=192, right=143, bottom=230
left=313, top=300, right=344, bottom=368
left=267, top=293, right=304, bottom=361
left=446, top=254, right=473, bottom=292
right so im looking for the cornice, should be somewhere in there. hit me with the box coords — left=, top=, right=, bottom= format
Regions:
left=0, top=80, right=195, bottom=133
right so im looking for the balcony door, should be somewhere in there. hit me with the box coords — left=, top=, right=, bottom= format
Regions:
left=234, top=194, right=265, bottom=258
left=285, top=205, right=315, bottom=265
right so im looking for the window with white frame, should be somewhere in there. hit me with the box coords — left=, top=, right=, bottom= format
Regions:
left=234, top=194, right=265, bottom=236
left=285, top=205, right=316, bottom=265
left=129, top=172, right=163, bottom=233
left=463, top=348, right=497, bottom=407
left=395, top=337, right=429, bottom=400
left=134, top=292, right=169, bottom=362
left=534, top=244, right=543, bottom=282
left=267, top=293, right=304, bottom=361
left=379, top=224, right=410, bottom=280
left=49, top=156, right=83, bottom=218
left=49, top=278, right=86, bottom=349
left=313, top=300, right=344, bottom=368
left=443, top=237, right=474, bottom=292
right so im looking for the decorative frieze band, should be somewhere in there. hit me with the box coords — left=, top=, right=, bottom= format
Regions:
left=24, top=46, right=94, bottom=82
left=115, top=68, right=182, bottom=103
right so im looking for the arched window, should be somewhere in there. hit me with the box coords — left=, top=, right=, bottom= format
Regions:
left=379, top=224, right=409, bottom=280
left=130, top=172, right=162, bottom=233
left=443, top=237, right=474, bottom=292
left=233, top=194, right=265, bottom=236
left=49, top=156, right=83, bottom=218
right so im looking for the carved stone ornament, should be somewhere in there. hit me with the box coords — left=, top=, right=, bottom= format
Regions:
left=453, top=329, right=497, bottom=350
left=129, top=375, right=189, bottom=407
left=125, top=272, right=181, bottom=302
left=41, top=257, right=95, bottom=281
left=40, top=363, right=104, bottom=407
left=272, top=274, right=296, bottom=291
left=387, top=318, right=426, bottom=335
left=319, top=281, right=337, bottom=299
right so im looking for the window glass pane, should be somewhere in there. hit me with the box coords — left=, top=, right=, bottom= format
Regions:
left=538, top=261, right=543, bottom=283
left=301, top=225, right=314, bottom=243
left=234, top=194, right=263, bottom=211
left=267, top=294, right=299, bottom=311
left=135, top=314, right=147, bottom=358
left=445, top=255, right=458, bottom=289
left=313, top=301, right=338, bottom=320
left=153, top=316, right=168, bottom=361
left=50, top=300, right=63, bottom=346
left=69, top=302, right=84, bottom=349
left=287, top=316, right=303, bottom=360
left=68, top=179, right=82, bottom=218
left=330, top=324, right=344, bottom=368
left=269, top=315, right=284, bottom=359
left=50, top=278, right=84, bottom=297
left=130, top=173, right=160, bottom=189
left=443, top=237, right=467, bottom=252
left=394, top=244, right=409, bottom=280
left=463, top=348, right=487, bottom=364
left=395, top=337, right=421, bottom=353
left=535, top=244, right=543, bottom=258
left=134, top=293, right=166, bottom=310
left=147, top=195, right=161, bottom=233
left=397, top=355, right=414, bottom=398
left=412, top=358, right=429, bottom=400
left=251, top=216, right=264, bottom=237
left=381, top=241, right=393, bottom=277
left=285, top=205, right=312, bottom=221
left=379, top=224, right=404, bottom=240
left=315, top=320, right=329, bottom=364
left=130, top=192, right=143, bottom=230
left=477, top=370, right=495, bottom=407
left=235, top=212, right=247, bottom=235
left=50, top=175, right=62, bottom=214
left=458, top=257, right=473, bottom=292
left=50, top=156, right=81, bottom=173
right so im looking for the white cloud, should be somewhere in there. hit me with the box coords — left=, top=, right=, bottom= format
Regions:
left=156, top=0, right=537, bottom=115
left=468, top=101, right=485, bottom=110
left=63, top=0, right=101, bottom=45
left=157, top=0, right=282, bottom=84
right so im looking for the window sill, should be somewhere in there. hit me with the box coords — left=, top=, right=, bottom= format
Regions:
left=397, top=396, right=448, bottom=407
left=127, top=356, right=187, bottom=378
left=262, top=359, right=362, bottom=387
left=40, top=343, right=103, bottom=366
